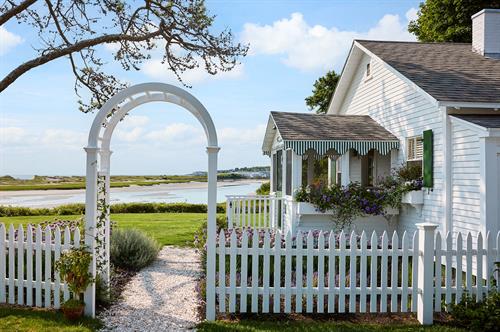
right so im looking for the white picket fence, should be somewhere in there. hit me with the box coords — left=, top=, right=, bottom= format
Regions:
left=216, top=224, right=500, bottom=324
left=0, top=223, right=80, bottom=308
left=226, top=195, right=284, bottom=229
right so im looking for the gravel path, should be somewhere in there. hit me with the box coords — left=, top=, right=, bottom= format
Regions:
left=99, top=246, right=202, bottom=331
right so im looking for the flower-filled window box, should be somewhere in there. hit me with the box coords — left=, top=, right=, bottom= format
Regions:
left=297, top=201, right=333, bottom=215
left=296, top=201, right=399, bottom=216
left=401, top=190, right=424, bottom=205
left=401, top=190, right=424, bottom=216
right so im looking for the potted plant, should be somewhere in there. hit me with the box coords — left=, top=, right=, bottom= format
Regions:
left=55, top=246, right=93, bottom=320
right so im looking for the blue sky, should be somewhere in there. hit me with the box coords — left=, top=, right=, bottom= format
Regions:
left=0, top=0, right=420, bottom=175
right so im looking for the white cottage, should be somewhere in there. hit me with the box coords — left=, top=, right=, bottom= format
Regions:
left=226, top=9, right=500, bottom=239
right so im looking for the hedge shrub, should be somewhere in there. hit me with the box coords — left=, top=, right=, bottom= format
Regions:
left=110, top=229, right=160, bottom=271
left=0, top=202, right=226, bottom=217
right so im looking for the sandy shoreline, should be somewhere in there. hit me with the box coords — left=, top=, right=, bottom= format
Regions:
left=0, top=179, right=265, bottom=208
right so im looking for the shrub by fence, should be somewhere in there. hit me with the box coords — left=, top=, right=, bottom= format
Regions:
left=0, top=223, right=80, bottom=308
left=214, top=225, right=500, bottom=324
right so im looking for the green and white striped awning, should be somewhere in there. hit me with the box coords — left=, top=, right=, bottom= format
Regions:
left=266, top=139, right=399, bottom=156
left=262, top=112, right=401, bottom=156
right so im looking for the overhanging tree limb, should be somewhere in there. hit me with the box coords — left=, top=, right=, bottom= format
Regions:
left=0, top=0, right=38, bottom=26
left=0, top=30, right=162, bottom=92
left=0, top=0, right=248, bottom=113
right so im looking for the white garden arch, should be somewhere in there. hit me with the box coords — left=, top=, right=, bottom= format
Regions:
left=84, top=82, right=219, bottom=319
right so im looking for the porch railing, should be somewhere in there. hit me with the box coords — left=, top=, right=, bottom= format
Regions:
left=226, top=195, right=284, bottom=229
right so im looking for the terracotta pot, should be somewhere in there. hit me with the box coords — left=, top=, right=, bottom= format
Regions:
left=62, top=304, right=84, bottom=320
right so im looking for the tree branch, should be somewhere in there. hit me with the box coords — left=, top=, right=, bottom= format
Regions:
left=0, top=0, right=38, bottom=26
left=0, top=30, right=161, bottom=92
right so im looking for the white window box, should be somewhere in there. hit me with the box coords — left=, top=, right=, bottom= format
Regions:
left=296, top=202, right=332, bottom=215
left=296, top=201, right=399, bottom=216
left=401, top=190, right=424, bottom=205
left=401, top=190, right=424, bottom=216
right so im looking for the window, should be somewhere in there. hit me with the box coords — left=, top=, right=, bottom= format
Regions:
left=407, top=136, right=423, bottom=161
left=361, top=150, right=375, bottom=187
left=336, top=157, right=342, bottom=185
left=275, top=150, right=282, bottom=192
left=367, top=151, right=375, bottom=186
left=285, top=150, right=292, bottom=195
left=406, top=136, right=424, bottom=171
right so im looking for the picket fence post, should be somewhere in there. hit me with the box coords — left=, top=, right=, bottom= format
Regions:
left=416, top=223, right=438, bottom=325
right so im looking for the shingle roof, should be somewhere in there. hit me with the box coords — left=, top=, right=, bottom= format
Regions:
left=452, top=115, right=500, bottom=128
left=357, top=40, right=500, bottom=104
left=270, top=111, right=398, bottom=141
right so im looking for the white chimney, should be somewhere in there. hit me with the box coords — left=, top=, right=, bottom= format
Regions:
left=472, top=9, right=500, bottom=59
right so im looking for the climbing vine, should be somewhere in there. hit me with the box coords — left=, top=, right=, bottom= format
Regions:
left=95, top=174, right=109, bottom=275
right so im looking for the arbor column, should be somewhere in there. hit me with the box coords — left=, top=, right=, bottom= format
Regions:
left=206, top=146, right=220, bottom=321
left=84, top=147, right=99, bottom=318
left=98, top=149, right=112, bottom=286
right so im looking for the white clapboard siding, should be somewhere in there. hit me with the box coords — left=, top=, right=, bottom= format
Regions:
left=214, top=227, right=499, bottom=317
left=0, top=223, right=80, bottom=309
left=334, top=52, right=445, bottom=234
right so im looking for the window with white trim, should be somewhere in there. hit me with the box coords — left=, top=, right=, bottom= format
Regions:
left=407, top=136, right=423, bottom=161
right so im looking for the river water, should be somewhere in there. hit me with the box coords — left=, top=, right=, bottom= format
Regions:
left=0, top=180, right=263, bottom=208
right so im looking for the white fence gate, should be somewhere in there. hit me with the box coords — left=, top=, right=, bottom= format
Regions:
left=215, top=223, right=500, bottom=324
left=0, top=223, right=80, bottom=308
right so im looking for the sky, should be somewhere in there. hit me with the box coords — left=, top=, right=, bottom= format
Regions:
left=0, top=0, right=420, bottom=176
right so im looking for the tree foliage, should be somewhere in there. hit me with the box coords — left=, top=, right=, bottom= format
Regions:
left=0, top=0, right=248, bottom=113
left=408, top=0, right=500, bottom=42
left=305, top=70, right=340, bottom=114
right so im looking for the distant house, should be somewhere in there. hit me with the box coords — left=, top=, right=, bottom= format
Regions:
left=251, top=9, right=500, bottom=238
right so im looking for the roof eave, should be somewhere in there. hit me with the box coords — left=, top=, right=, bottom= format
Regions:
left=326, top=41, right=361, bottom=114
left=438, top=101, right=500, bottom=109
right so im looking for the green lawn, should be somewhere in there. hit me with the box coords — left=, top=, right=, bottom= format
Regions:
left=0, top=305, right=102, bottom=332
left=0, top=213, right=221, bottom=246
left=198, top=320, right=467, bottom=332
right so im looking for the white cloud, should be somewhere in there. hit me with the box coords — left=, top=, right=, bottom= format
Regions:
left=219, top=124, right=266, bottom=145
left=145, top=123, right=204, bottom=144
left=406, top=7, right=419, bottom=22
left=0, top=127, right=27, bottom=144
left=241, top=9, right=416, bottom=71
left=119, top=115, right=150, bottom=128
left=0, top=26, right=23, bottom=55
left=41, top=129, right=86, bottom=149
left=115, top=127, right=143, bottom=142
left=142, top=59, right=244, bottom=84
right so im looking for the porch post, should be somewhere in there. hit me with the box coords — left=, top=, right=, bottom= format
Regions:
left=282, top=149, right=287, bottom=195
left=206, top=146, right=220, bottom=321
left=291, top=151, right=302, bottom=193
left=84, top=147, right=98, bottom=317
left=270, top=152, right=274, bottom=193
left=328, top=156, right=337, bottom=186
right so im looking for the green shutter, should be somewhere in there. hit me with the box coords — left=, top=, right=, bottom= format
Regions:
left=423, top=130, right=433, bottom=188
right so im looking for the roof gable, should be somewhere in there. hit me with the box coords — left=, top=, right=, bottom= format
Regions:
left=329, top=40, right=500, bottom=113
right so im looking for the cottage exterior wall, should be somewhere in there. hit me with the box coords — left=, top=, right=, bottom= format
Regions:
left=450, top=121, right=482, bottom=241
left=332, top=53, right=444, bottom=234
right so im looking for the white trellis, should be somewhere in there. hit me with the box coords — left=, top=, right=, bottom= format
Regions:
left=84, top=82, right=219, bottom=319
